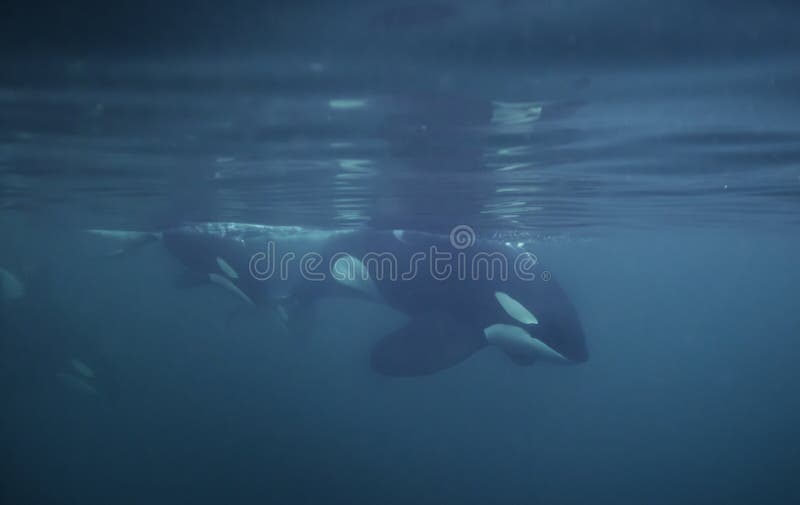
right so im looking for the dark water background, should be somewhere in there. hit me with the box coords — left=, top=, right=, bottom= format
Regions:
left=2, top=1, right=800, bottom=504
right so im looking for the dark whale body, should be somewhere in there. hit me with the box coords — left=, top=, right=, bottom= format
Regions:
left=159, top=223, right=588, bottom=376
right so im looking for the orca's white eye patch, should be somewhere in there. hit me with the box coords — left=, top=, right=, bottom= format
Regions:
left=494, top=291, right=538, bottom=325
left=216, top=256, right=239, bottom=279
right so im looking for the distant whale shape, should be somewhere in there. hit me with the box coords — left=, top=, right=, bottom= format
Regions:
left=0, top=267, right=25, bottom=302
left=91, top=223, right=589, bottom=376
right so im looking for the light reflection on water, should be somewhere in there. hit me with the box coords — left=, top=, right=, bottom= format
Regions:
left=0, top=57, right=798, bottom=233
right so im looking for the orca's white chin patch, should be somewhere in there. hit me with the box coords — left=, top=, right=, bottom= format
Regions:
left=494, top=291, right=538, bottom=325
left=483, top=323, right=567, bottom=363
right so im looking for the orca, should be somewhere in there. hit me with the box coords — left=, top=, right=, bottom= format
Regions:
left=0, top=267, right=25, bottom=302
left=93, top=222, right=589, bottom=376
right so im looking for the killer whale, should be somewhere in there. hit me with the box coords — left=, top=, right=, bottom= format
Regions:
left=0, top=267, right=25, bottom=302
left=96, top=223, right=588, bottom=376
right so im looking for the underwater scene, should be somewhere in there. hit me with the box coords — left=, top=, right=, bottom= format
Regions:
left=1, top=1, right=800, bottom=504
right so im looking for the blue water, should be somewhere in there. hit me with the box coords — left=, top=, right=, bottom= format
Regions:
left=2, top=1, right=800, bottom=504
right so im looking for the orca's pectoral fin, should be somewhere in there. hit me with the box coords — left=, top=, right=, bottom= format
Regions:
left=370, top=313, right=487, bottom=377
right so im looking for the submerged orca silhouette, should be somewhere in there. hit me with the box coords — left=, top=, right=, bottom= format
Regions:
left=91, top=223, right=589, bottom=376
